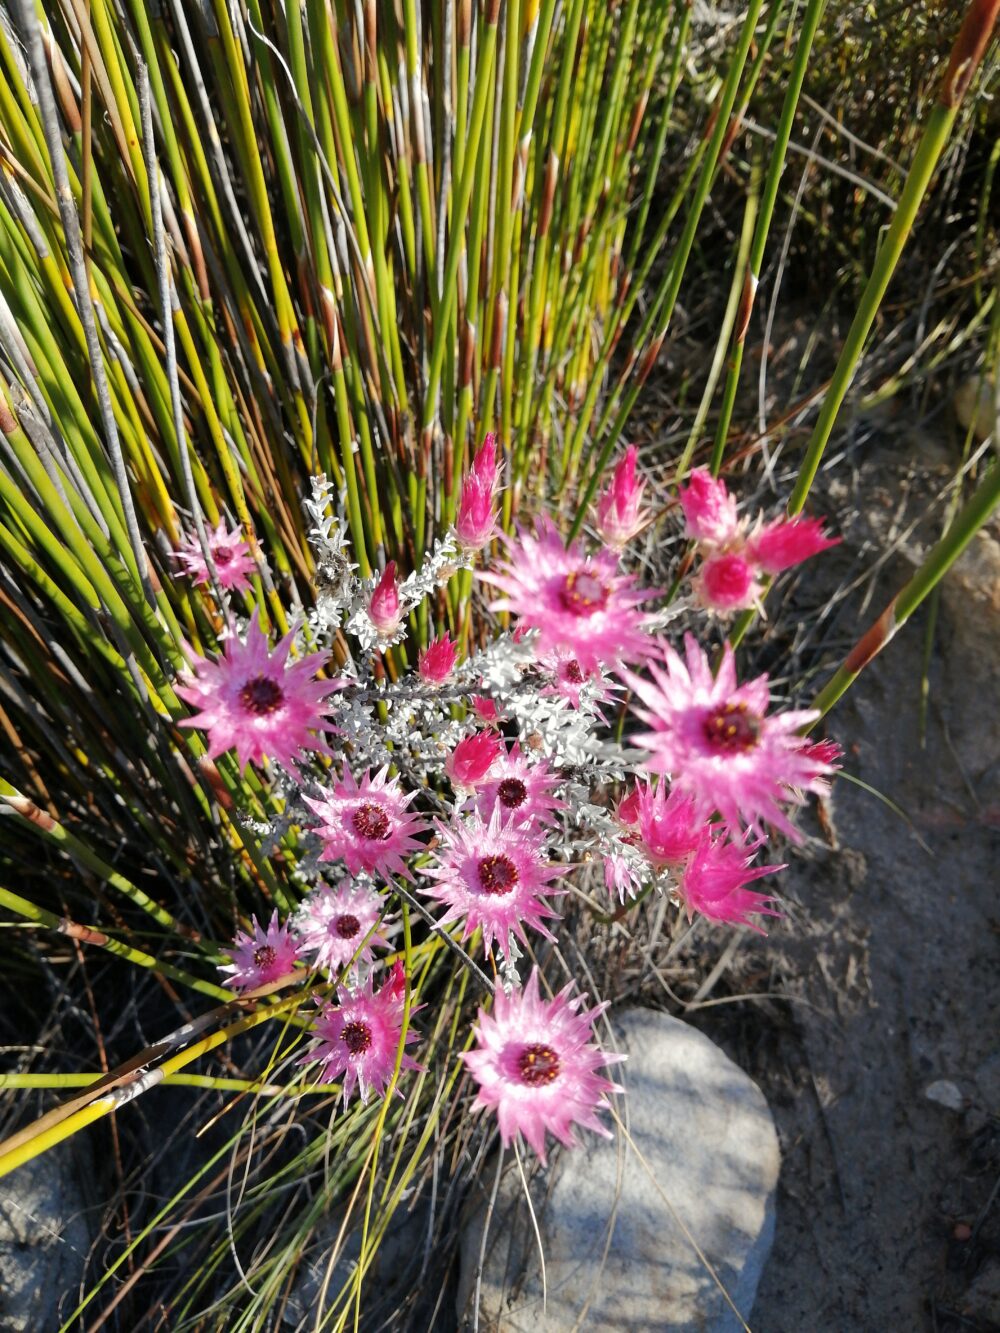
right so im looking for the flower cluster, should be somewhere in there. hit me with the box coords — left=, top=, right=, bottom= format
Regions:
left=680, top=467, right=839, bottom=614
left=189, top=440, right=839, bottom=1164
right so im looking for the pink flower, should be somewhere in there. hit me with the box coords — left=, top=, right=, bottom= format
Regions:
left=368, top=561, right=402, bottom=635
left=679, top=469, right=739, bottom=545
left=219, top=911, right=300, bottom=991
left=474, top=743, right=565, bottom=829
left=462, top=967, right=623, bottom=1164
left=172, top=519, right=257, bottom=593
left=540, top=652, right=618, bottom=716
left=604, top=851, right=644, bottom=903
left=633, top=780, right=704, bottom=867
left=456, top=434, right=501, bottom=550
left=614, top=785, right=642, bottom=828
left=746, top=516, right=840, bottom=574
left=692, top=552, right=762, bottom=614
left=802, top=737, right=843, bottom=768
left=619, top=634, right=836, bottom=841
left=472, top=694, right=501, bottom=725
left=679, top=833, right=784, bottom=932
left=595, top=445, right=649, bottom=549
left=479, top=522, right=658, bottom=672
left=176, top=609, right=342, bottom=774
left=304, top=766, right=427, bottom=879
left=419, top=633, right=459, bottom=684
left=445, top=730, right=504, bottom=792
left=422, top=806, right=565, bottom=961
left=303, top=962, right=422, bottom=1104
left=294, top=881, right=391, bottom=974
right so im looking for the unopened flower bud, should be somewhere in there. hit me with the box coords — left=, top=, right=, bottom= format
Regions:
left=368, top=561, right=402, bottom=634
left=446, top=730, right=504, bottom=791
left=419, top=633, right=459, bottom=684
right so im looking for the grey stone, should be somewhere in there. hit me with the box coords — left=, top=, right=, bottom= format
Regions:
left=923, top=1080, right=964, bottom=1112
left=0, top=1145, right=95, bottom=1332
left=457, top=1007, right=779, bottom=1331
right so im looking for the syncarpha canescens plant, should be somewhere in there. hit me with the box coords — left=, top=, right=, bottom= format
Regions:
left=422, top=806, right=566, bottom=961
left=303, top=963, right=421, bottom=1105
left=219, top=913, right=301, bottom=991
left=294, top=882, right=391, bottom=974
left=176, top=610, right=342, bottom=773
left=172, top=519, right=257, bottom=593
left=368, top=561, right=403, bottom=637
left=480, top=521, right=659, bottom=671
left=679, top=468, right=839, bottom=613
left=462, top=968, right=623, bottom=1164
left=678, top=833, right=785, bottom=932
left=619, top=634, right=836, bottom=840
left=595, top=445, right=650, bottom=550
left=304, top=766, right=428, bottom=878
left=474, top=743, right=566, bottom=829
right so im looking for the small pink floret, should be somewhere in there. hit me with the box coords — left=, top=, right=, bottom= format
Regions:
left=693, top=552, right=761, bottom=613
left=446, top=730, right=504, bottom=792
left=303, top=962, right=422, bottom=1104
left=294, top=881, right=390, bottom=974
left=474, top=742, right=566, bottom=829
left=419, top=633, right=459, bottom=684
left=219, top=911, right=300, bottom=991
left=462, top=967, right=623, bottom=1164
left=679, top=833, right=784, bottom=933
left=176, top=608, right=342, bottom=774
left=595, top=445, right=649, bottom=549
left=172, top=519, right=257, bottom=593
left=634, top=780, right=704, bottom=867
left=746, top=516, right=840, bottom=575
left=679, top=469, right=739, bottom=545
left=369, top=561, right=402, bottom=635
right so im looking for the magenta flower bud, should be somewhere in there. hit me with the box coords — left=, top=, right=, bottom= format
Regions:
left=445, top=730, right=504, bottom=791
left=679, top=468, right=740, bottom=546
left=472, top=694, right=500, bottom=725
left=368, top=561, right=401, bottom=634
left=745, top=516, right=840, bottom=574
left=471, top=432, right=499, bottom=489
left=455, top=474, right=498, bottom=551
left=801, top=737, right=842, bottom=769
left=693, top=552, right=760, bottom=613
left=595, top=445, right=649, bottom=549
left=614, top=785, right=642, bottom=828
left=419, top=633, right=459, bottom=684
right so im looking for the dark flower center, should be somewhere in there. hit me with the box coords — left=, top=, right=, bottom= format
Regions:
left=518, top=1043, right=561, bottom=1086
left=333, top=913, right=360, bottom=939
left=564, top=661, right=585, bottom=683
left=253, top=945, right=277, bottom=969
left=342, top=1020, right=372, bottom=1055
left=352, top=802, right=391, bottom=840
left=477, top=855, right=519, bottom=894
left=702, top=701, right=760, bottom=752
left=497, top=778, right=528, bottom=810
left=238, top=676, right=284, bottom=715
left=212, top=545, right=234, bottom=565
left=559, top=570, right=609, bottom=616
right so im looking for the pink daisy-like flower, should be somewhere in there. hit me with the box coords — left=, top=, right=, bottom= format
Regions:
left=604, top=851, right=645, bottom=903
left=462, top=967, right=623, bottom=1164
left=595, top=445, right=649, bottom=550
left=422, top=806, right=566, bottom=961
left=619, top=634, right=836, bottom=841
left=172, top=519, right=257, bottom=593
left=539, top=651, right=618, bottom=716
left=445, top=730, right=504, bottom=793
left=633, top=780, right=704, bottom=867
left=479, top=521, right=658, bottom=672
left=474, top=743, right=565, bottom=829
left=678, top=832, right=784, bottom=933
left=177, top=609, right=342, bottom=773
left=304, top=766, right=427, bottom=879
left=294, top=881, right=390, bottom=974
left=303, top=962, right=422, bottom=1104
left=219, top=911, right=300, bottom=991
left=419, top=633, right=459, bottom=684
